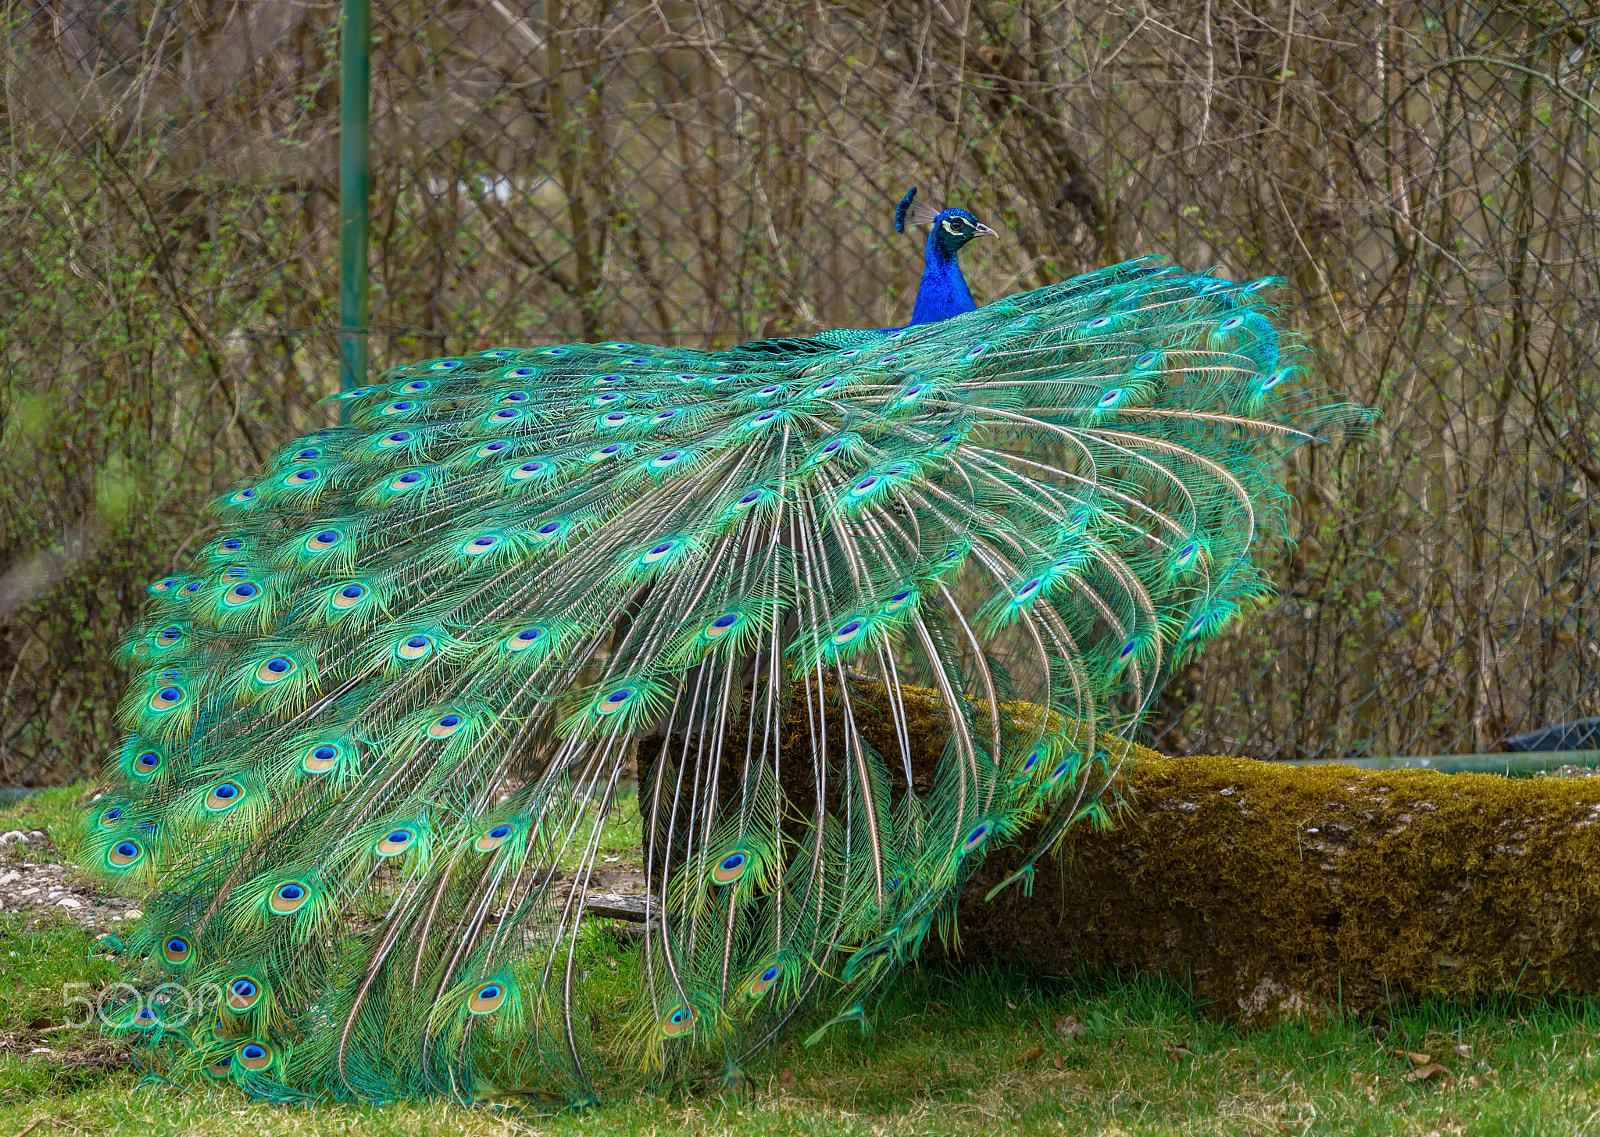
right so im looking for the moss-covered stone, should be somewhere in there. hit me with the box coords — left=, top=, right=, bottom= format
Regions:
left=643, top=678, right=1600, bottom=1024
left=959, top=756, right=1600, bottom=1024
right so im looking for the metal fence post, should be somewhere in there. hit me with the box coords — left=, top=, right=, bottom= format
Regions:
left=338, top=0, right=371, bottom=395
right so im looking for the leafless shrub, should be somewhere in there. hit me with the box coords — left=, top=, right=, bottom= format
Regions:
left=0, top=0, right=1594, bottom=779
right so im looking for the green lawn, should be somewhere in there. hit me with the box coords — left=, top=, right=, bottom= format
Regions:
left=4, top=791, right=1599, bottom=1134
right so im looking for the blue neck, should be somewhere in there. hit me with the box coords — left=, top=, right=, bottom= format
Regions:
left=908, top=234, right=976, bottom=327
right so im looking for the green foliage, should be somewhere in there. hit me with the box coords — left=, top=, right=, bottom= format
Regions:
left=0, top=130, right=343, bottom=783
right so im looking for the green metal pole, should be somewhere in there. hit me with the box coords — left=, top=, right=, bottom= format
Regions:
left=338, top=0, right=371, bottom=395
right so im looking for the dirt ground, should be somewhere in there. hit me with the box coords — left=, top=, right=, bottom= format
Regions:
left=0, top=827, right=649, bottom=934
left=0, top=835, right=144, bottom=935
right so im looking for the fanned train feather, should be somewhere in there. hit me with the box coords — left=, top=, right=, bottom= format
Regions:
left=88, top=251, right=1367, bottom=1104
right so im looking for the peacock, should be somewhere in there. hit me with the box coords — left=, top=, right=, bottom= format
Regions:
left=83, top=188, right=1366, bottom=1106
left=894, top=186, right=997, bottom=326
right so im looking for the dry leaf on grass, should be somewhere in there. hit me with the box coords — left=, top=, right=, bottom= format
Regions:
left=1407, top=1063, right=1450, bottom=1082
left=1018, top=1045, right=1044, bottom=1065
left=1394, top=1048, right=1432, bottom=1065
left=1055, top=1015, right=1087, bottom=1040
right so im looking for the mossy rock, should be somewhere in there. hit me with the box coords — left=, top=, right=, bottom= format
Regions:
left=641, top=678, right=1600, bottom=1023
left=959, top=756, right=1600, bottom=1024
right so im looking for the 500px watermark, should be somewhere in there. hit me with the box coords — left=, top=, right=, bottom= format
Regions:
left=61, top=981, right=242, bottom=1028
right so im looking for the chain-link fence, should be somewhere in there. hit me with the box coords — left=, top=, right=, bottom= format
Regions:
left=1, top=0, right=1596, bottom=783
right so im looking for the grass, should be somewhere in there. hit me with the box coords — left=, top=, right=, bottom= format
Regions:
left=556, top=786, right=644, bottom=870
left=5, top=793, right=1600, bottom=1134
left=7, top=948, right=1600, bottom=1136
left=0, top=784, right=92, bottom=865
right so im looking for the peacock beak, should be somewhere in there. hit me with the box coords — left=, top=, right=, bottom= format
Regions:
left=974, top=222, right=1000, bottom=238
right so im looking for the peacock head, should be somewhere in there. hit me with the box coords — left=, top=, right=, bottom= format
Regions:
left=928, top=209, right=997, bottom=256
left=894, top=187, right=997, bottom=258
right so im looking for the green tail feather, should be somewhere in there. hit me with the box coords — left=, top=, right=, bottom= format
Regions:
left=86, top=257, right=1371, bottom=1103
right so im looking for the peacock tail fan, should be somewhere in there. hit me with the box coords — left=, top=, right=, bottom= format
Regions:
left=86, top=259, right=1371, bottom=1103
